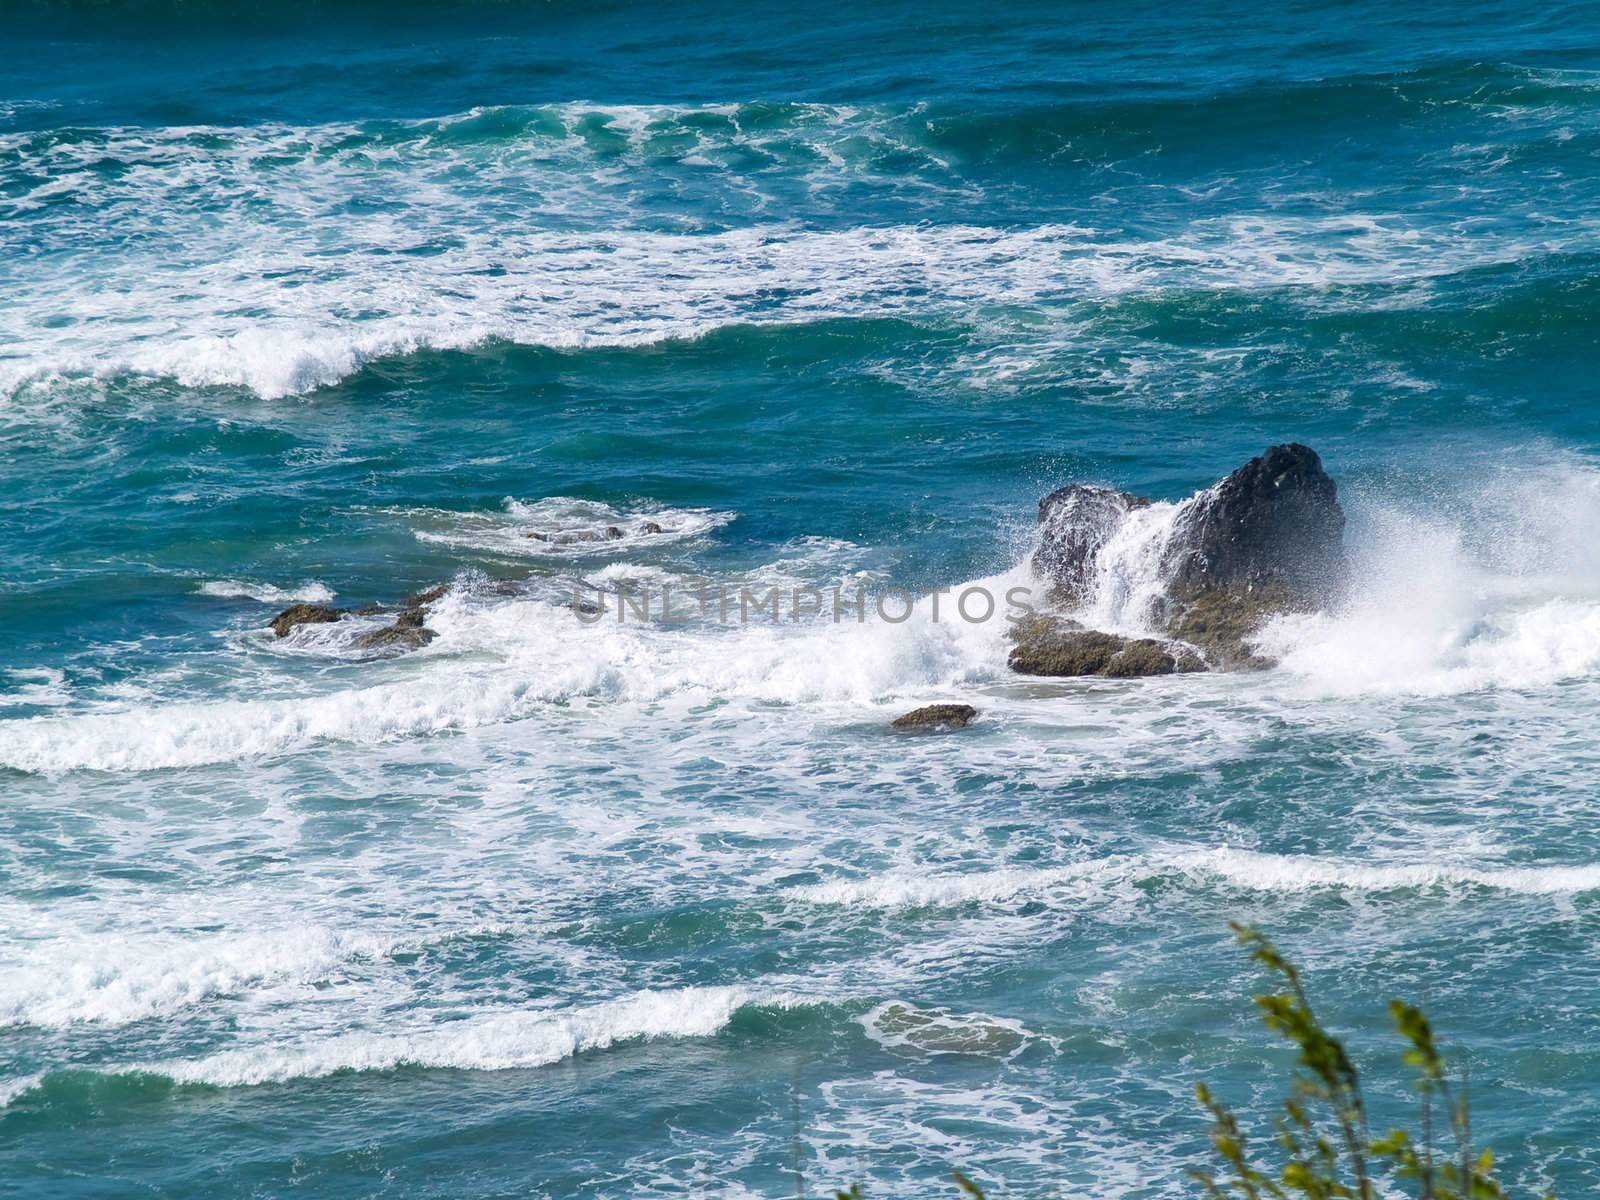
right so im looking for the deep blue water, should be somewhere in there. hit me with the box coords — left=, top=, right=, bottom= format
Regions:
left=6, top=3, right=1600, bottom=1196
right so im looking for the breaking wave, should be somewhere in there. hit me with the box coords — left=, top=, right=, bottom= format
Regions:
left=197, top=579, right=337, bottom=605
left=0, top=925, right=471, bottom=1028
left=0, top=562, right=1028, bottom=773
left=2, top=986, right=820, bottom=1100
left=788, top=846, right=1600, bottom=909
left=1054, top=455, right=1600, bottom=696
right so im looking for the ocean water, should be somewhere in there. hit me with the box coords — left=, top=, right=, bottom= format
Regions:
left=6, top=2, right=1600, bottom=1195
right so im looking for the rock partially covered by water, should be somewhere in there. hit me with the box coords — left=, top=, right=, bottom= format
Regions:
left=269, top=586, right=446, bottom=656
left=1163, top=443, right=1345, bottom=604
left=1162, top=587, right=1283, bottom=671
left=1033, top=485, right=1150, bottom=605
left=891, top=703, right=979, bottom=730
left=525, top=526, right=626, bottom=544
left=269, top=603, right=346, bottom=638
left=355, top=606, right=438, bottom=654
left=1023, top=444, right=1345, bottom=672
left=1007, top=615, right=1203, bottom=678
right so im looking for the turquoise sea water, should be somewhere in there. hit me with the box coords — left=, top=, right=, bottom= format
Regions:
left=7, top=2, right=1600, bottom=1195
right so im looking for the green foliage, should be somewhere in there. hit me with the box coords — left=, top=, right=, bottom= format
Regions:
left=1194, top=923, right=1547, bottom=1200
left=833, top=924, right=1548, bottom=1200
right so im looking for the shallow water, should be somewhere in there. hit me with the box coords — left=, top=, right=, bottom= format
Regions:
left=6, top=3, right=1600, bottom=1196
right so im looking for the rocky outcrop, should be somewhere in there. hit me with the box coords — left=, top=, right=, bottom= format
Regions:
left=404, top=584, right=449, bottom=609
left=1162, top=443, right=1345, bottom=605
left=354, top=607, right=438, bottom=654
left=269, top=586, right=446, bottom=656
left=269, top=604, right=347, bottom=638
left=1033, top=485, right=1149, bottom=605
left=1021, top=444, right=1345, bottom=672
left=891, top=703, right=979, bottom=730
left=1161, top=586, right=1285, bottom=671
left=1007, top=615, right=1203, bottom=678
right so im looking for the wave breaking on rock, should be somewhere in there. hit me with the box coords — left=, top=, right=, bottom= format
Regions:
left=1015, top=443, right=1347, bottom=676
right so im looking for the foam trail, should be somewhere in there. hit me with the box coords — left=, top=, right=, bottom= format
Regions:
left=0, top=564, right=1028, bottom=774
left=197, top=580, right=336, bottom=604
left=0, top=926, right=485, bottom=1028
left=400, top=496, right=735, bottom=558
left=787, top=847, right=1600, bottom=908
left=2, top=987, right=817, bottom=1099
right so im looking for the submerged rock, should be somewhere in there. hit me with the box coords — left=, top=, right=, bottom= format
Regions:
left=526, top=526, right=628, bottom=544
left=355, top=619, right=437, bottom=653
left=269, top=603, right=347, bottom=638
left=271, top=585, right=445, bottom=655
left=891, top=703, right=979, bottom=730
left=357, top=591, right=442, bottom=654
left=404, top=584, right=449, bottom=609
left=1007, top=614, right=1202, bottom=678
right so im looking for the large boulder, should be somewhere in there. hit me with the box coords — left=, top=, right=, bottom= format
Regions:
left=1033, top=484, right=1150, bottom=605
left=1162, top=443, right=1345, bottom=603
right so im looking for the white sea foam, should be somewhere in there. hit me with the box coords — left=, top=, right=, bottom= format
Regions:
left=1258, top=461, right=1600, bottom=696
left=858, top=1001, right=1043, bottom=1060
left=40, top=986, right=815, bottom=1093
left=1076, top=498, right=1191, bottom=634
left=0, top=563, right=1028, bottom=773
left=0, top=99, right=1569, bottom=404
left=401, top=496, right=735, bottom=558
left=788, top=846, right=1600, bottom=909
left=0, top=926, right=434, bottom=1028
left=1, top=667, right=71, bottom=710
left=197, top=579, right=337, bottom=605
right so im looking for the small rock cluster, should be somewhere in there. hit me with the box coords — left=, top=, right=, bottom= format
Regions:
left=269, top=584, right=449, bottom=656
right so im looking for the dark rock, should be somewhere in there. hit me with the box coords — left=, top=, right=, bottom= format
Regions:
left=353, top=590, right=444, bottom=654
left=891, top=703, right=979, bottom=730
left=1162, top=586, right=1283, bottom=671
left=1033, top=485, right=1150, bottom=604
left=271, top=592, right=443, bottom=655
left=1007, top=614, right=1202, bottom=678
left=641, top=521, right=664, bottom=535
left=1163, top=443, right=1345, bottom=604
left=572, top=599, right=603, bottom=617
left=404, top=584, right=449, bottom=609
left=604, top=526, right=625, bottom=540
left=269, top=604, right=347, bottom=638
left=526, top=529, right=606, bottom=544
left=355, top=621, right=437, bottom=653
left=1020, top=444, right=1345, bottom=675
